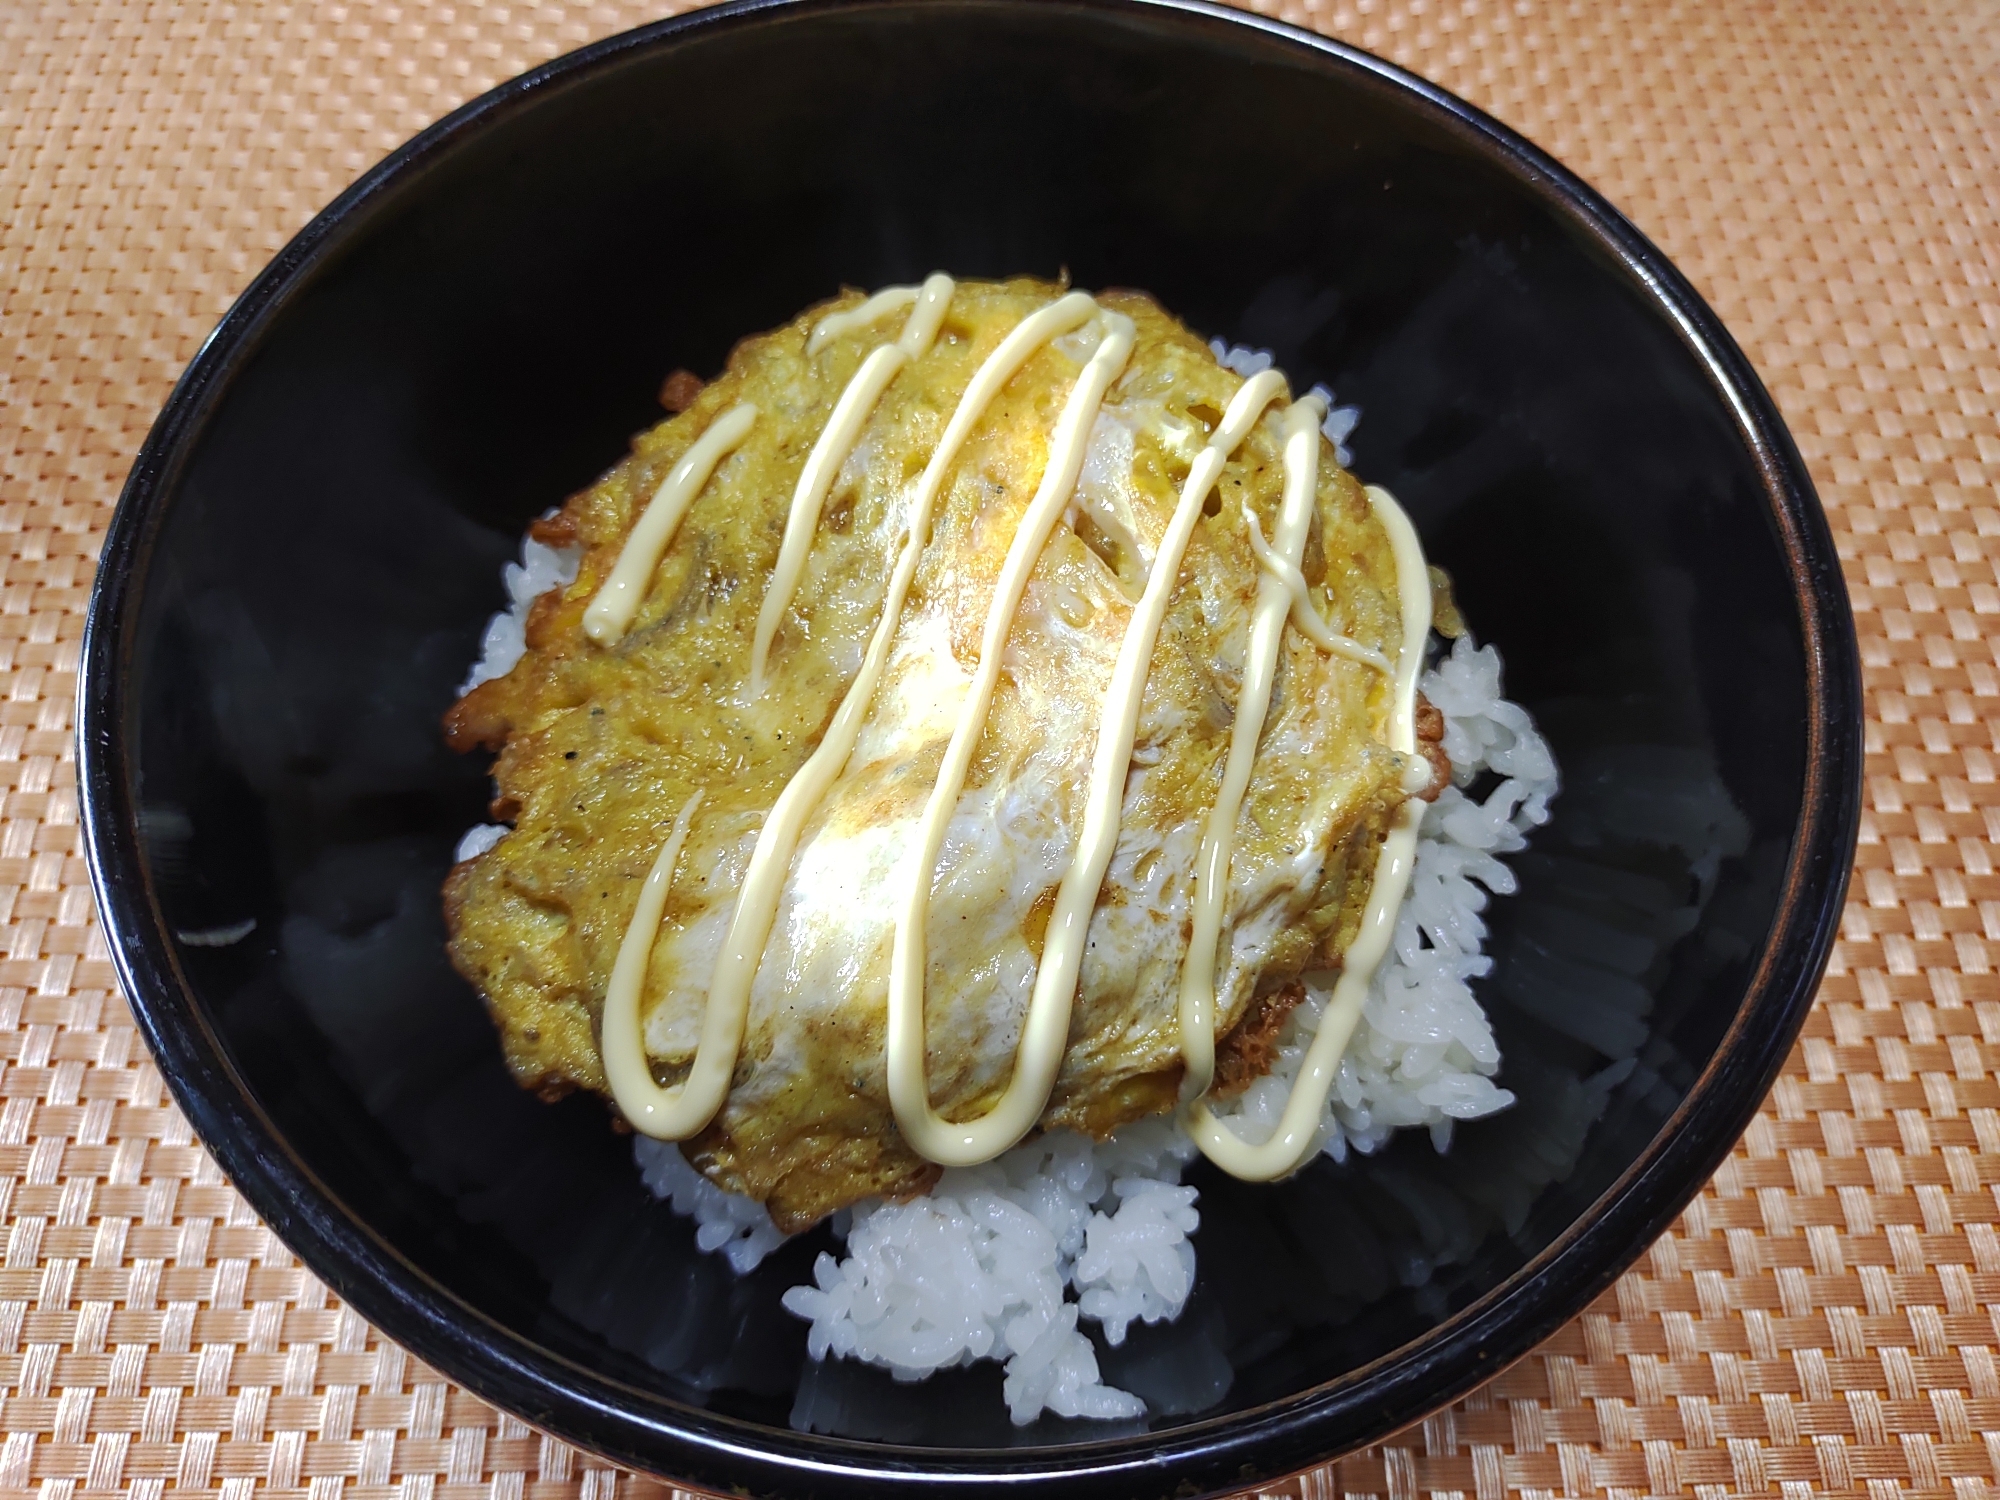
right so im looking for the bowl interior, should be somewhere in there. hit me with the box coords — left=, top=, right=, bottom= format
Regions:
left=101, top=0, right=1821, bottom=1473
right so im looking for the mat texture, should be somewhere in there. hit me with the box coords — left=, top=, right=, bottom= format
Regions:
left=3, top=1, right=1996, bottom=1495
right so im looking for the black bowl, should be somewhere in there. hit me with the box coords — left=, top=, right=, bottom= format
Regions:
left=78, top=0, right=1861, bottom=1493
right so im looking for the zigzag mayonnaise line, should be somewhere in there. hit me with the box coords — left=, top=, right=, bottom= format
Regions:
left=886, top=351, right=1288, bottom=1166
left=805, top=282, right=920, bottom=356
left=596, top=289, right=1100, bottom=1143
left=885, top=310, right=1138, bottom=1165
left=583, top=278, right=1436, bottom=1181
left=749, top=273, right=955, bottom=693
left=1185, top=481, right=1433, bottom=1180
left=1177, top=394, right=1330, bottom=1103
left=583, top=404, right=758, bottom=646
left=599, top=790, right=704, bottom=1133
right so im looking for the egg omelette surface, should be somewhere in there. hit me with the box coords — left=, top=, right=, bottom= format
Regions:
left=444, top=278, right=1411, bottom=1230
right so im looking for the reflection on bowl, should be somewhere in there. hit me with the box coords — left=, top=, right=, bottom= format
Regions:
left=79, top=0, right=1860, bottom=1494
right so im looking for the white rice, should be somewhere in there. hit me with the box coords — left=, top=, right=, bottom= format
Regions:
left=454, top=348, right=1559, bottom=1425
left=634, top=1127, right=1201, bottom=1424
left=458, top=525, right=581, bottom=696
left=453, top=524, right=580, bottom=866
left=636, top=1135, right=791, bottom=1274
left=770, top=1117, right=1196, bottom=1424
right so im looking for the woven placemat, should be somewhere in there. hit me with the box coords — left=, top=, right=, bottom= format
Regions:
left=4, top=1, right=1995, bottom=1495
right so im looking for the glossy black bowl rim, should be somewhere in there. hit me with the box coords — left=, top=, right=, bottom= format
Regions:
left=76, top=0, right=1863, bottom=1493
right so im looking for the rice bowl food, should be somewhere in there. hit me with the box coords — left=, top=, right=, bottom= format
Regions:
left=444, top=276, right=1556, bottom=1423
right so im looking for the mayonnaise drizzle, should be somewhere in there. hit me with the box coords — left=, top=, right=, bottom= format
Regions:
left=1184, top=481, right=1433, bottom=1181
left=806, top=284, right=921, bottom=356
left=957, top=367, right=1288, bottom=1144
left=601, top=790, right=705, bottom=1131
left=599, top=288, right=1100, bottom=1143
left=1241, top=500, right=1393, bottom=673
left=886, top=311, right=1138, bottom=1166
left=749, top=273, right=956, bottom=693
left=584, top=405, right=758, bottom=646
left=582, top=279, right=1439, bottom=1181
left=1177, top=396, right=1328, bottom=1102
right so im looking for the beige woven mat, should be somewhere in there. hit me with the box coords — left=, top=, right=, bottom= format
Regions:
left=3, top=0, right=1995, bottom=1495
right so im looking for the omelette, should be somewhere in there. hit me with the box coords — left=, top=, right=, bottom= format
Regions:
left=444, top=276, right=1441, bottom=1231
